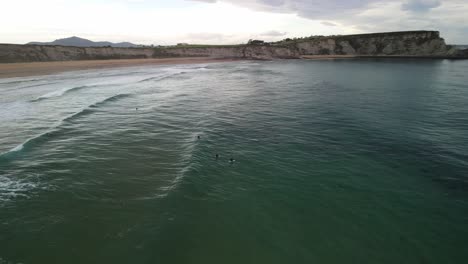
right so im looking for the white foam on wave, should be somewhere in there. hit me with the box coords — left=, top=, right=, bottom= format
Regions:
left=140, top=136, right=200, bottom=201
left=132, top=137, right=199, bottom=201
left=175, top=66, right=211, bottom=73
left=33, top=85, right=95, bottom=101
left=0, top=133, right=45, bottom=158
left=9, top=144, right=24, bottom=153
left=138, top=72, right=178, bottom=83
left=0, top=92, right=134, bottom=205
left=0, top=93, right=132, bottom=203
left=36, top=89, right=67, bottom=100
left=0, top=77, right=42, bottom=86
left=138, top=66, right=212, bottom=83
left=0, top=175, right=39, bottom=203
left=1, top=93, right=131, bottom=159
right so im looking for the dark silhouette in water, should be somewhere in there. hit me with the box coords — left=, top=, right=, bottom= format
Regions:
left=215, top=154, right=219, bottom=160
left=229, top=158, right=235, bottom=163
left=197, top=136, right=201, bottom=140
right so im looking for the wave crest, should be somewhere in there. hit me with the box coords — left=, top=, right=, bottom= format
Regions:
left=32, top=85, right=97, bottom=102
left=138, top=67, right=210, bottom=83
left=1, top=93, right=131, bottom=158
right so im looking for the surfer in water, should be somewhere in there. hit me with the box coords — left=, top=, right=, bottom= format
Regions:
left=197, top=136, right=201, bottom=140
left=229, top=158, right=235, bottom=164
left=215, top=154, right=219, bottom=160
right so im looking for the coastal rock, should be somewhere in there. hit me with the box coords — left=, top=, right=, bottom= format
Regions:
left=0, top=31, right=464, bottom=63
left=338, top=41, right=356, bottom=54
left=242, top=46, right=299, bottom=59
left=293, top=31, right=451, bottom=56
left=0, top=44, right=154, bottom=63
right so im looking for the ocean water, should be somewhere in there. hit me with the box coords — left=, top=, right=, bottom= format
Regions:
left=1, top=59, right=468, bottom=264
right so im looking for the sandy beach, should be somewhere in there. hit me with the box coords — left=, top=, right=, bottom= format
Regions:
left=0, top=57, right=239, bottom=79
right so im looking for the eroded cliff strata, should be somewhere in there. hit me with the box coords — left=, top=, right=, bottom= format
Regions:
left=0, top=31, right=465, bottom=63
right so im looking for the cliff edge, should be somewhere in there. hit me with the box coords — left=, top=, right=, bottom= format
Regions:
left=0, top=31, right=465, bottom=63
left=291, top=31, right=452, bottom=56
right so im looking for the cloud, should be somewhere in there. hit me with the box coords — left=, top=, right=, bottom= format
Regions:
left=321, top=21, right=337, bottom=27
left=191, top=0, right=217, bottom=2
left=190, top=0, right=384, bottom=19
left=259, top=30, right=287, bottom=37
left=2, top=0, right=467, bottom=45
left=401, top=0, right=441, bottom=12
left=185, top=32, right=225, bottom=42
left=189, top=0, right=468, bottom=44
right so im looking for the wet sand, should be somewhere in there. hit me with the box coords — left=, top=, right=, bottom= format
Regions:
left=301, top=55, right=358, bottom=60
left=0, top=57, right=240, bottom=79
left=301, top=55, right=464, bottom=60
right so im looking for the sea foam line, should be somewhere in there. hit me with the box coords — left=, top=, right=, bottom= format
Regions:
left=31, top=84, right=98, bottom=102
left=1, top=93, right=131, bottom=158
left=138, top=67, right=211, bottom=83
left=0, top=175, right=39, bottom=203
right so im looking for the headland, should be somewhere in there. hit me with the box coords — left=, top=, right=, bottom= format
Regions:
left=1, top=30, right=467, bottom=78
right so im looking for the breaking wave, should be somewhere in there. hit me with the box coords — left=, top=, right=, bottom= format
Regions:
left=0, top=78, right=42, bottom=85
left=1, top=93, right=131, bottom=159
left=138, top=67, right=210, bottom=83
left=0, top=175, right=40, bottom=203
left=31, top=85, right=98, bottom=102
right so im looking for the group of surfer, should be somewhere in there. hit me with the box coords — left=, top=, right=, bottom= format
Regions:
left=198, top=136, right=235, bottom=163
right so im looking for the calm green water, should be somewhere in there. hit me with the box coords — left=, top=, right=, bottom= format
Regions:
left=1, top=59, right=468, bottom=263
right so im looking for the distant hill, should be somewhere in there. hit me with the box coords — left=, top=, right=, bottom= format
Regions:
left=27, top=36, right=139, bottom=48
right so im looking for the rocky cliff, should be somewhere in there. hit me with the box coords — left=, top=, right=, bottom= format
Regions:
left=141, top=31, right=464, bottom=59
left=291, top=31, right=453, bottom=56
left=0, top=44, right=155, bottom=63
left=154, top=45, right=299, bottom=60
left=0, top=31, right=464, bottom=63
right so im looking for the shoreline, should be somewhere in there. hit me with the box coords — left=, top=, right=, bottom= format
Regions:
left=301, top=55, right=465, bottom=60
left=2, top=55, right=465, bottom=79
left=0, top=57, right=240, bottom=79
left=301, top=55, right=358, bottom=60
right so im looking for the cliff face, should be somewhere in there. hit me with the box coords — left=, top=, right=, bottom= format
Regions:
left=0, top=44, right=154, bottom=63
left=156, top=46, right=299, bottom=59
left=293, top=31, right=451, bottom=56
left=0, top=31, right=462, bottom=63
left=456, top=48, right=468, bottom=57
left=159, top=31, right=456, bottom=59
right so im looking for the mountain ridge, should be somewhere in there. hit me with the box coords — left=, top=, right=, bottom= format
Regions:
left=27, top=36, right=138, bottom=48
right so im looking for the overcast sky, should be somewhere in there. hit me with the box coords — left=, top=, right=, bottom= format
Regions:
left=1, top=0, right=467, bottom=45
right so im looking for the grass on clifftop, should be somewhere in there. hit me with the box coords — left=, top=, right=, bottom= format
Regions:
left=271, top=30, right=439, bottom=46
left=160, top=44, right=245, bottom=49
left=151, top=44, right=245, bottom=58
